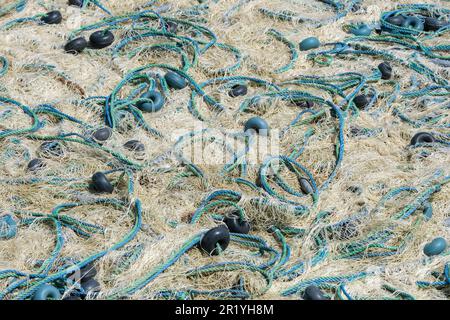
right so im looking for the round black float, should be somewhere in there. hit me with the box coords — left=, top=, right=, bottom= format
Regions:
left=303, top=285, right=327, bottom=300
left=244, top=117, right=269, bottom=135
left=136, top=91, right=165, bottom=112
left=410, top=132, right=435, bottom=145
left=200, top=225, right=230, bottom=256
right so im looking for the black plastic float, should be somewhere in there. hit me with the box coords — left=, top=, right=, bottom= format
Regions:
left=410, top=132, right=435, bottom=145
left=92, top=172, right=114, bottom=193
left=200, top=225, right=231, bottom=256
left=224, top=215, right=250, bottom=234
left=40, top=11, right=62, bottom=25
left=64, top=37, right=88, bottom=53
left=124, top=140, right=145, bottom=152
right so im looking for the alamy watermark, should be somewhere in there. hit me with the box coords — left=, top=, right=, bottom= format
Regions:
left=170, top=123, right=281, bottom=166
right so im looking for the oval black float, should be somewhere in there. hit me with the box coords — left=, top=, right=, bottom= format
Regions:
left=80, top=262, right=98, bottom=280
left=229, top=84, right=248, bottom=98
left=124, top=140, right=145, bottom=152
left=41, top=11, right=62, bottom=25
left=89, top=30, right=115, bottom=49
left=353, top=94, right=370, bottom=109
left=299, top=178, right=314, bottom=195
left=92, top=127, right=112, bottom=142
left=27, top=158, right=45, bottom=172
left=424, top=17, right=449, bottom=32
left=164, top=71, right=188, bottom=90
left=92, top=172, right=114, bottom=193
left=68, top=0, right=83, bottom=7
left=223, top=215, right=250, bottom=234
left=81, top=278, right=101, bottom=298
left=64, top=37, right=88, bottom=54
left=378, top=62, right=392, bottom=80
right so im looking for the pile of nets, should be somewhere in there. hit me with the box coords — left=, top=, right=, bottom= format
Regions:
left=0, top=0, right=448, bottom=300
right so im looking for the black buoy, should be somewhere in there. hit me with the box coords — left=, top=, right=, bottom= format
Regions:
left=423, top=237, right=448, bottom=257
left=378, top=62, right=392, bottom=80
left=124, top=140, right=145, bottom=152
left=64, top=37, right=88, bottom=54
left=27, top=158, right=46, bottom=172
left=80, top=262, right=97, bottom=280
left=303, top=285, right=327, bottom=300
left=81, top=278, right=101, bottom=298
left=299, top=37, right=321, bottom=51
left=164, top=71, right=188, bottom=90
left=353, top=94, right=370, bottom=109
left=424, top=17, right=449, bottom=32
left=410, top=132, right=435, bottom=146
left=89, top=30, right=115, bottom=49
left=92, top=127, right=112, bottom=142
left=199, top=225, right=230, bottom=256
left=67, top=262, right=97, bottom=282
left=32, top=284, right=62, bottom=300
left=299, top=178, right=314, bottom=195
left=229, top=84, right=248, bottom=98
left=223, top=215, right=250, bottom=234
left=136, top=91, right=165, bottom=112
left=40, top=11, right=62, bottom=24
left=91, top=172, right=114, bottom=193
left=244, top=117, right=269, bottom=135
left=68, top=0, right=84, bottom=7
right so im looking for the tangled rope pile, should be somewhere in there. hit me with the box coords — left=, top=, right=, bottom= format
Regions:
left=0, top=0, right=449, bottom=300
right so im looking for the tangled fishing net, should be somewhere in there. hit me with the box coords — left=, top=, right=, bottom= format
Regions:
left=0, top=0, right=449, bottom=300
